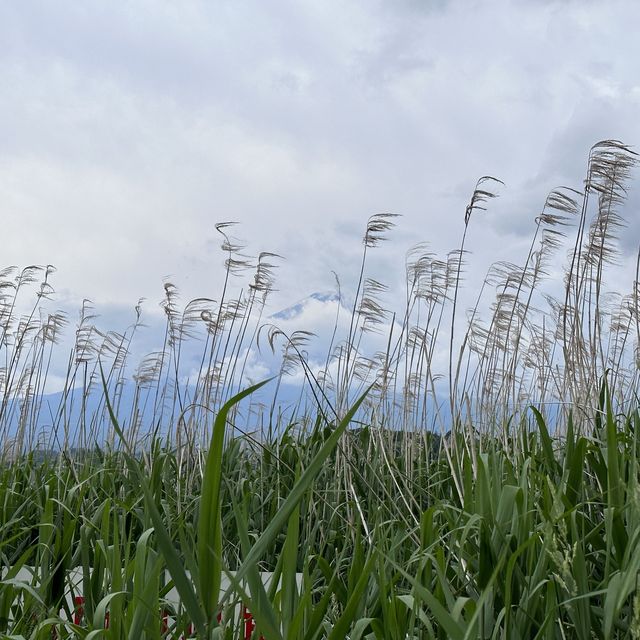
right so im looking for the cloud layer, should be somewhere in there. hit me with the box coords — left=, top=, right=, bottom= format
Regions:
left=2, top=0, right=639, bottom=317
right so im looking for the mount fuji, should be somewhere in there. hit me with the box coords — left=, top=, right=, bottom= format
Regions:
left=270, top=291, right=347, bottom=322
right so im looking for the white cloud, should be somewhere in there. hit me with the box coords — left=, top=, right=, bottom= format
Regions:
left=1, top=0, right=639, bottom=324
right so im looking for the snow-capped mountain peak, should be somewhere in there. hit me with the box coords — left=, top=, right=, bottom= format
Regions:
left=270, top=291, right=344, bottom=321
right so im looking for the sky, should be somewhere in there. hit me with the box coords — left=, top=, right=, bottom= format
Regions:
left=2, top=0, right=640, bottom=357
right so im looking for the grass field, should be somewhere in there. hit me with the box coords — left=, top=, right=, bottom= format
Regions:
left=1, top=140, right=640, bottom=638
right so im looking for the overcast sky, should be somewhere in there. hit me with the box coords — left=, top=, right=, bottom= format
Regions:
left=2, top=0, right=640, bottom=324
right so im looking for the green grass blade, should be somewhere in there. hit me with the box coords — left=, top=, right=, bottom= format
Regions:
left=198, top=378, right=273, bottom=624
left=226, top=386, right=371, bottom=597
left=100, top=364, right=207, bottom=636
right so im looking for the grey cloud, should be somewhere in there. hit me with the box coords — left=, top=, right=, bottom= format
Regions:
left=1, top=0, right=640, bottom=321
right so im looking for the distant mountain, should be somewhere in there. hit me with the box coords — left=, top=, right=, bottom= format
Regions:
left=5, top=293, right=373, bottom=447
left=270, top=291, right=345, bottom=321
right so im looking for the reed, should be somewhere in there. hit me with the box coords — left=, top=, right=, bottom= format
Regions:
left=1, top=140, right=640, bottom=637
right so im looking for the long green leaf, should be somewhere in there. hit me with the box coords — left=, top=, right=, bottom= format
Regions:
left=225, top=386, right=371, bottom=598
left=198, top=378, right=273, bottom=623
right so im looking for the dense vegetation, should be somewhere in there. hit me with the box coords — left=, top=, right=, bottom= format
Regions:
left=2, top=140, right=640, bottom=638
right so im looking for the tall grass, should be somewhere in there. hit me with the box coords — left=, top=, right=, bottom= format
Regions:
left=1, top=139, right=640, bottom=637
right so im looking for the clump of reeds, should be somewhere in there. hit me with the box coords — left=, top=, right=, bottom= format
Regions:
left=1, top=383, right=640, bottom=637
left=2, top=140, right=639, bottom=454
left=1, top=139, right=640, bottom=637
